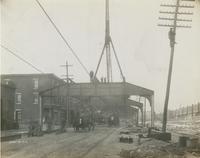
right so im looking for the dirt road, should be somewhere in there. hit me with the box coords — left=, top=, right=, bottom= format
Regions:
left=1, top=126, right=126, bottom=158
left=2, top=125, right=200, bottom=158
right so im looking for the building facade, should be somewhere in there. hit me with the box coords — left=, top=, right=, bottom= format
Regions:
left=1, top=82, right=16, bottom=130
left=1, top=74, right=65, bottom=128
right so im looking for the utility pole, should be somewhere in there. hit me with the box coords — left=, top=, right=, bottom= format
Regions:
left=60, top=61, right=73, bottom=129
left=158, top=0, right=195, bottom=132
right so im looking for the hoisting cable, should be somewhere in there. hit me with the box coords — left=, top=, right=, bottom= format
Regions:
left=1, top=44, right=45, bottom=73
left=35, top=0, right=90, bottom=76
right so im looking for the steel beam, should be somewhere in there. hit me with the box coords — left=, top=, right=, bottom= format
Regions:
left=40, top=82, right=153, bottom=97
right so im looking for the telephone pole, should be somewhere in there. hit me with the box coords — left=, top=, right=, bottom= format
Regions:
left=60, top=61, right=73, bottom=129
left=158, top=0, right=195, bottom=132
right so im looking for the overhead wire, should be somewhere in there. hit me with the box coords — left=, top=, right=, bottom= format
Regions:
left=1, top=44, right=45, bottom=73
left=35, top=0, right=90, bottom=76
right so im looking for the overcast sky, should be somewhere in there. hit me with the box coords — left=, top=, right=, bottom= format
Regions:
left=1, top=0, right=200, bottom=112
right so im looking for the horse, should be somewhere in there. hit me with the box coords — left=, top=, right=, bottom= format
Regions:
left=73, top=115, right=95, bottom=132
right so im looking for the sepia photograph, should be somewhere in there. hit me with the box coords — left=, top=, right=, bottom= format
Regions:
left=1, top=0, right=200, bottom=157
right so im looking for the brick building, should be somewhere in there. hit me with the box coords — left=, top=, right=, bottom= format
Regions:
left=1, top=82, right=16, bottom=130
left=1, top=73, right=65, bottom=128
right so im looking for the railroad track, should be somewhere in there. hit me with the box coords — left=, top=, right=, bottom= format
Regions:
left=78, top=127, right=119, bottom=158
left=40, top=131, right=96, bottom=158
left=40, top=127, right=120, bottom=158
left=6, top=131, right=90, bottom=158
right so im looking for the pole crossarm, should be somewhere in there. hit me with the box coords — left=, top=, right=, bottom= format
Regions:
left=159, top=17, right=192, bottom=22
left=159, top=11, right=193, bottom=15
left=160, top=4, right=194, bottom=8
left=158, top=24, right=192, bottom=28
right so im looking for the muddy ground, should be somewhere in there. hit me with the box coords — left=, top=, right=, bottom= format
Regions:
left=1, top=125, right=200, bottom=158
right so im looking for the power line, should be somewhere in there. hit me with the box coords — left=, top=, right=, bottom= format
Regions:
left=1, top=44, right=44, bottom=73
left=35, top=0, right=90, bottom=76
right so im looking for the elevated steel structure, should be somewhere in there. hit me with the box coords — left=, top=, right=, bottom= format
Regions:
left=40, top=82, right=154, bottom=126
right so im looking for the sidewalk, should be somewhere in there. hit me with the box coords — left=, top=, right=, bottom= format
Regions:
left=1, top=129, right=28, bottom=142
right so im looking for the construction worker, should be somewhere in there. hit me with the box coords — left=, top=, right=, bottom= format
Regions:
left=168, top=28, right=176, bottom=47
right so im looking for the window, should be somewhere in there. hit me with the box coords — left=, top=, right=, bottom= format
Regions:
left=33, top=78, right=39, bottom=89
left=4, top=79, right=10, bottom=85
left=33, top=92, right=39, bottom=104
left=16, top=93, right=22, bottom=104
left=15, top=109, right=22, bottom=122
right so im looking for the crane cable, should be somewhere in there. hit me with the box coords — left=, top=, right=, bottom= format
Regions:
left=35, top=0, right=90, bottom=76
left=1, top=44, right=45, bottom=73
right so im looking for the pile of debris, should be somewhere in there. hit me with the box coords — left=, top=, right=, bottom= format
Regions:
left=118, top=126, right=200, bottom=158
left=120, top=147, right=168, bottom=158
left=119, top=139, right=200, bottom=158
